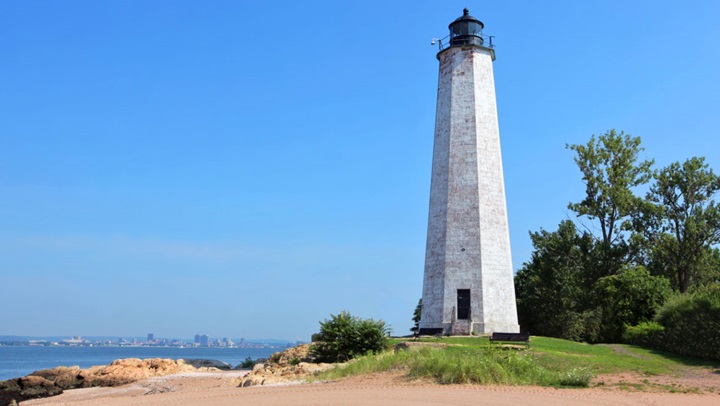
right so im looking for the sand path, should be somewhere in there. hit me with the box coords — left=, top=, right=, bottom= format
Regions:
left=22, top=370, right=720, bottom=406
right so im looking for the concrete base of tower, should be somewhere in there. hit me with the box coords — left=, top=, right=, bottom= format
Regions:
left=471, top=322, right=520, bottom=335
left=418, top=322, right=519, bottom=336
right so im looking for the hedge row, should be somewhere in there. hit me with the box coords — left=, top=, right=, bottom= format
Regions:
left=623, top=285, right=720, bottom=360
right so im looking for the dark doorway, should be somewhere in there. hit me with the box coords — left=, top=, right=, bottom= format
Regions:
left=457, top=289, right=470, bottom=320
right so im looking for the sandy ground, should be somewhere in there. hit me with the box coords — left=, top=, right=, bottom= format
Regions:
left=22, top=369, right=720, bottom=406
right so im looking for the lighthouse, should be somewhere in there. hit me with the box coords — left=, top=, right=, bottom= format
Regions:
left=419, top=9, right=519, bottom=335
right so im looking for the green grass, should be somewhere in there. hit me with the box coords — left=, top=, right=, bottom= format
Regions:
left=318, top=350, right=412, bottom=380
left=403, top=346, right=592, bottom=386
left=316, top=336, right=719, bottom=389
left=318, top=342, right=591, bottom=387
left=529, top=336, right=717, bottom=375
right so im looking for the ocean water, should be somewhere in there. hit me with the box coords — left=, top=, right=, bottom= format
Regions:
left=0, top=346, right=278, bottom=381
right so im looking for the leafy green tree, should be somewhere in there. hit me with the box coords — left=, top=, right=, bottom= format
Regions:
left=649, top=239, right=720, bottom=292
left=567, top=130, right=654, bottom=246
left=595, top=266, right=672, bottom=342
left=566, top=130, right=654, bottom=277
left=310, top=311, right=390, bottom=363
left=646, top=157, right=720, bottom=292
left=696, top=247, right=720, bottom=286
left=515, top=220, right=598, bottom=341
left=518, top=132, right=719, bottom=346
left=410, top=299, right=422, bottom=334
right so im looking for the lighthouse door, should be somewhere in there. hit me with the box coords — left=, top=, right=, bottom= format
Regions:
left=457, top=289, right=470, bottom=320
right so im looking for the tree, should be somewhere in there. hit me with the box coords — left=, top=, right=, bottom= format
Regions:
left=566, top=130, right=654, bottom=276
left=647, top=157, right=720, bottom=292
left=649, top=238, right=720, bottom=292
left=517, top=132, right=719, bottom=346
left=696, top=247, right=720, bottom=286
left=515, top=220, right=597, bottom=341
left=567, top=129, right=654, bottom=245
left=595, top=266, right=672, bottom=342
left=410, top=299, right=422, bottom=334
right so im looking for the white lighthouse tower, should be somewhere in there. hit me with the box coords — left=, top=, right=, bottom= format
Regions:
left=419, top=9, right=519, bottom=335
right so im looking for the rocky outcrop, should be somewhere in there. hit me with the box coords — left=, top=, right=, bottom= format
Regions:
left=0, top=358, right=216, bottom=406
left=180, top=359, right=232, bottom=370
left=29, top=366, right=83, bottom=389
left=77, top=358, right=199, bottom=387
left=236, top=344, right=335, bottom=387
left=0, top=375, right=62, bottom=406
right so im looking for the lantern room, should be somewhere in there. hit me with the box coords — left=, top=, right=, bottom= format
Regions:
left=449, top=8, right=485, bottom=47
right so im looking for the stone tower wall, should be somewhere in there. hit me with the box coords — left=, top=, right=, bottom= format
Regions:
left=419, top=46, right=519, bottom=334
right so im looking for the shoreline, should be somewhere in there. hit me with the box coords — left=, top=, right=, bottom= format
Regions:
left=22, top=370, right=720, bottom=406
left=7, top=341, right=720, bottom=405
left=0, top=345, right=275, bottom=381
left=0, top=358, right=242, bottom=406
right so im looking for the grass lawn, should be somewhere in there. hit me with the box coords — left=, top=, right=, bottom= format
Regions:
left=316, top=335, right=719, bottom=390
left=403, top=335, right=718, bottom=374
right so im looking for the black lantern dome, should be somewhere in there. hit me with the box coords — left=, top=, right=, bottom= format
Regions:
left=449, top=8, right=484, bottom=47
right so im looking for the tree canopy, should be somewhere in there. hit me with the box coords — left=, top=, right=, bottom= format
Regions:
left=566, top=130, right=653, bottom=247
left=647, top=157, right=720, bottom=292
left=516, top=130, right=719, bottom=346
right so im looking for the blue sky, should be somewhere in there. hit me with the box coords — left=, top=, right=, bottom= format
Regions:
left=1, top=1, right=719, bottom=341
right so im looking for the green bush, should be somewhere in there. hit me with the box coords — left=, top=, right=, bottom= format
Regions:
left=622, top=321, right=665, bottom=348
left=654, top=285, right=720, bottom=360
left=310, top=311, right=390, bottom=363
left=238, top=356, right=255, bottom=369
left=596, top=266, right=672, bottom=342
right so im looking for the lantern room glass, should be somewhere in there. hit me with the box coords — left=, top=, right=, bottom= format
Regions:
left=451, top=21, right=482, bottom=38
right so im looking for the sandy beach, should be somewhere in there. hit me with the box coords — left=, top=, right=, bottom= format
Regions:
left=22, top=370, right=720, bottom=406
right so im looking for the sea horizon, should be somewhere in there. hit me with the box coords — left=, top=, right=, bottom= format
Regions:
left=0, top=335, right=297, bottom=344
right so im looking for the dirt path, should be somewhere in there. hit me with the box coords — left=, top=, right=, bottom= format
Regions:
left=22, top=370, right=720, bottom=406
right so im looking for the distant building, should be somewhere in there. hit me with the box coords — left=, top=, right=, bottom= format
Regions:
left=199, top=334, right=209, bottom=347
left=240, top=338, right=246, bottom=347
left=194, top=334, right=201, bottom=345
left=61, top=336, right=85, bottom=346
left=147, top=333, right=154, bottom=342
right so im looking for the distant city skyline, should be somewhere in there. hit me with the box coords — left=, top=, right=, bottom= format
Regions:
left=0, top=334, right=296, bottom=350
left=0, top=335, right=291, bottom=343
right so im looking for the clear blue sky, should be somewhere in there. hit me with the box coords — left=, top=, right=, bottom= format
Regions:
left=1, top=1, right=719, bottom=341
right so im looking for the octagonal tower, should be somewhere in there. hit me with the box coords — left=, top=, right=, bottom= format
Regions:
left=419, top=9, right=519, bottom=335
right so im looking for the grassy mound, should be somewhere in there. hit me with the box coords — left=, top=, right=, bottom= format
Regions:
left=319, top=342, right=590, bottom=387
left=316, top=336, right=719, bottom=388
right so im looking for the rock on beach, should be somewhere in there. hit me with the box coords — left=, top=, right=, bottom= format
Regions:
left=236, top=344, right=335, bottom=387
left=0, top=358, right=221, bottom=406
